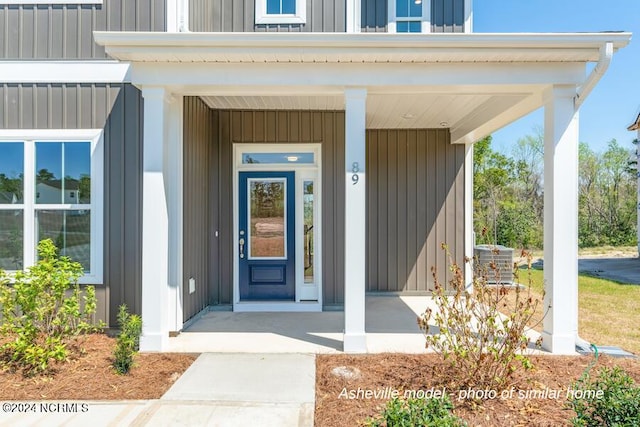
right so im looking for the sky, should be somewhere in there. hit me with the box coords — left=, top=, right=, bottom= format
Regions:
left=474, top=0, right=640, bottom=154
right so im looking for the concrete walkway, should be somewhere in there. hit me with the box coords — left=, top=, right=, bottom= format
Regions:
left=0, top=353, right=316, bottom=427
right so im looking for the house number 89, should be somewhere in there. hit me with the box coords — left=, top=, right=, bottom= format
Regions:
left=352, top=162, right=359, bottom=185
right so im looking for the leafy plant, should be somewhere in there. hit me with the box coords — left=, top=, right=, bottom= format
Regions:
left=417, top=243, right=544, bottom=391
left=568, top=366, right=640, bottom=426
left=366, top=396, right=466, bottom=427
left=0, top=239, right=101, bottom=375
left=112, top=304, right=142, bottom=374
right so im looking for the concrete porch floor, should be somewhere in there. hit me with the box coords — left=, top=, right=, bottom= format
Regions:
left=168, top=296, right=438, bottom=353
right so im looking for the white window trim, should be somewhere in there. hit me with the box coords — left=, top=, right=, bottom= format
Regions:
left=255, top=0, right=306, bottom=25
left=388, top=0, right=431, bottom=33
left=0, top=129, right=104, bottom=285
left=0, top=1, right=102, bottom=4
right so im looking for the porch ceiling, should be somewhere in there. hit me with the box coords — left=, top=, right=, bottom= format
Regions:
left=200, top=93, right=528, bottom=131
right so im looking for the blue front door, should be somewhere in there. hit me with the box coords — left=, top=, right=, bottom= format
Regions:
left=239, top=171, right=295, bottom=300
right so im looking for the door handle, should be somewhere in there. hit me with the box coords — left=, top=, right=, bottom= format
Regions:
left=239, top=237, right=245, bottom=258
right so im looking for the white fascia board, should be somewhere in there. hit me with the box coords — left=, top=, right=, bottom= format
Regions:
left=93, top=31, right=632, bottom=51
left=0, top=61, right=130, bottom=84
left=130, top=61, right=585, bottom=89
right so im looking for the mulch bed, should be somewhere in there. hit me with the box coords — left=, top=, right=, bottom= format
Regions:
left=0, top=334, right=197, bottom=400
left=315, top=353, right=640, bottom=426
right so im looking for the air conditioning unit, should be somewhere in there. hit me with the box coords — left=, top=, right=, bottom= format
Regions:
left=473, top=244, right=514, bottom=284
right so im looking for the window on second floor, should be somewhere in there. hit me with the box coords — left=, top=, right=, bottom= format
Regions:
left=389, top=0, right=430, bottom=33
left=255, top=0, right=306, bottom=25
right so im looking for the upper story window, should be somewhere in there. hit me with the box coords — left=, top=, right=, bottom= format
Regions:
left=255, top=0, right=306, bottom=25
left=389, top=0, right=430, bottom=33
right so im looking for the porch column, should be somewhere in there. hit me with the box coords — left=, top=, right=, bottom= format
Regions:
left=542, top=85, right=579, bottom=354
left=140, top=87, right=172, bottom=352
left=343, top=88, right=367, bottom=352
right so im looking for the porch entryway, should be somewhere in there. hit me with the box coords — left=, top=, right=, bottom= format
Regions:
left=167, top=296, right=437, bottom=353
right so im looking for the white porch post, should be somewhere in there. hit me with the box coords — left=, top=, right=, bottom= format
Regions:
left=464, top=143, right=474, bottom=288
left=167, top=96, right=184, bottom=333
left=140, top=87, right=172, bottom=351
left=541, top=85, right=579, bottom=354
left=343, top=88, right=367, bottom=352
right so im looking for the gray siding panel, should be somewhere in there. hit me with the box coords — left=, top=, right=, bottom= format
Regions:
left=182, top=97, right=214, bottom=321
left=366, top=129, right=465, bottom=293
left=0, top=0, right=166, bottom=59
left=189, top=0, right=346, bottom=32
left=0, top=83, right=118, bottom=130
left=361, top=0, right=387, bottom=32
left=103, top=84, right=143, bottom=326
left=215, top=109, right=345, bottom=307
left=431, top=0, right=464, bottom=33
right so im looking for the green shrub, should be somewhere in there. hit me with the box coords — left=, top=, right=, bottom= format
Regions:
left=112, top=304, right=142, bottom=374
left=568, top=366, right=640, bottom=426
left=417, top=243, right=543, bottom=391
left=366, top=396, right=466, bottom=427
left=0, top=239, right=101, bottom=375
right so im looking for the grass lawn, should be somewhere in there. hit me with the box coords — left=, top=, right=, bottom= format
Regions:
left=512, top=267, right=640, bottom=355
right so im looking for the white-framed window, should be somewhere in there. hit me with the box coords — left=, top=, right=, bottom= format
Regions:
left=0, top=130, right=104, bottom=284
left=255, top=0, right=306, bottom=25
left=0, top=1, right=102, bottom=4
left=389, top=0, right=431, bottom=33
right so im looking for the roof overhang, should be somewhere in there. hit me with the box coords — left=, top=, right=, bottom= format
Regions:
left=93, top=32, right=632, bottom=144
left=94, top=32, right=631, bottom=63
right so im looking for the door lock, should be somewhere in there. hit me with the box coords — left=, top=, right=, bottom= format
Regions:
left=239, top=237, right=245, bottom=258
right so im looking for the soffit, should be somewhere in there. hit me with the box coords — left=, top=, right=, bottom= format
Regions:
left=201, top=93, right=527, bottom=130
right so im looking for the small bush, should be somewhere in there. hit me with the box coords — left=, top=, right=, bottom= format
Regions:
left=568, top=366, right=640, bottom=426
left=366, top=396, right=466, bottom=427
left=0, top=239, right=101, bottom=375
left=417, top=243, right=543, bottom=391
left=113, top=304, right=142, bottom=374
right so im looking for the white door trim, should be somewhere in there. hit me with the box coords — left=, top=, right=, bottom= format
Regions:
left=232, top=143, right=322, bottom=312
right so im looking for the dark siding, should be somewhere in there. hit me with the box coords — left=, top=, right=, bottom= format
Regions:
left=189, top=0, right=346, bottom=32
left=182, top=97, right=214, bottom=321
left=366, top=129, right=465, bottom=293
left=431, top=0, right=465, bottom=33
left=216, top=110, right=345, bottom=307
left=0, top=0, right=166, bottom=59
left=0, top=83, right=144, bottom=327
left=361, top=0, right=387, bottom=32
left=103, top=85, right=143, bottom=326
left=0, top=83, right=119, bottom=129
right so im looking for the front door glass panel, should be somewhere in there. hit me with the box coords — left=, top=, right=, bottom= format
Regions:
left=249, top=178, right=286, bottom=259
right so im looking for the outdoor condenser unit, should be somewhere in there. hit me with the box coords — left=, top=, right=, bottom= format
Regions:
left=473, top=244, right=514, bottom=285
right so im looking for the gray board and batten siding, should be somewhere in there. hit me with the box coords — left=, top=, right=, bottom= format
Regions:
left=362, top=0, right=465, bottom=33
left=0, top=0, right=166, bottom=60
left=189, top=0, right=346, bottom=32
left=366, top=129, right=465, bottom=293
left=0, top=83, right=144, bottom=327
